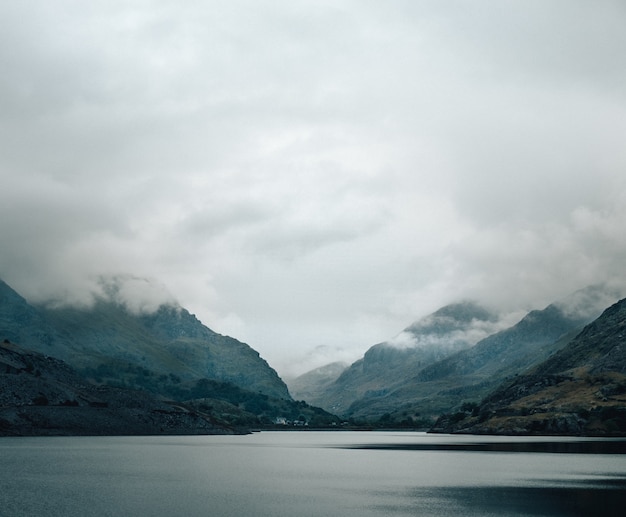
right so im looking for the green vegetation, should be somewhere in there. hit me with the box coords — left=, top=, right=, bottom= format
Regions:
left=81, top=361, right=340, bottom=429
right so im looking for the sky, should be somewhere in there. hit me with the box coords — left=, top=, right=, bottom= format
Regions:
left=1, top=1, right=626, bottom=377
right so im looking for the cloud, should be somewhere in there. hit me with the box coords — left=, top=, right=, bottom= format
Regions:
left=386, top=302, right=521, bottom=352
left=1, top=1, right=626, bottom=375
left=284, top=344, right=354, bottom=379
left=96, top=275, right=178, bottom=314
left=443, top=196, right=626, bottom=312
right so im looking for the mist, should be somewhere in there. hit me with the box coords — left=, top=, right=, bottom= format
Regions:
left=2, top=1, right=626, bottom=376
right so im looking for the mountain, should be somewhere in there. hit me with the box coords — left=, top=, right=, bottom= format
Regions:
left=0, top=279, right=61, bottom=351
left=0, top=339, right=236, bottom=436
left=303, top=301, right=500, bottom=418
left=417, top=284, right=620, bottom=383
left=302, top=286, right=621, bottom=426
left=286, top=361, right=348, bottom=402
left=0, top=279, right=289, bottom=400
left=344, top=286, right=618, bottom=424
left=0, top=279, right=340, bottom=432
left=432, top=297, right=626, bottom=435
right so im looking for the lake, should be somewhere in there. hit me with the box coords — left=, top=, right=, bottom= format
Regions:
left=1, top=431, right=625, bottom=516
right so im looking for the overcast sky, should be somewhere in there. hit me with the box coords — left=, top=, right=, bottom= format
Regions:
left=1, top=1, right=626, bottom=377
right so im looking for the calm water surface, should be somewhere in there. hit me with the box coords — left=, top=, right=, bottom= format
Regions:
left=1, top=431, right=625, bottom=516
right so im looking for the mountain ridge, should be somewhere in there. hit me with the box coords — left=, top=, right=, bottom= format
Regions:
left=431, top=297, right=626, bottom=435
left=293, top=301, right=501, bottom=417
left=296, top=286, right=621, bottom=425
left=0, top=278, right=341, bottom=434
left=1, top=279, right=289, bottom=400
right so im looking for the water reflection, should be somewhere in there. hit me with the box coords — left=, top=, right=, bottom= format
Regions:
left=340, top=439, right=626, bottom=454
left=404, top=483, right=626, bottom=517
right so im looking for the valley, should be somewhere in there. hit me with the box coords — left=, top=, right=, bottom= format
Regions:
left=2, top=277, right=625, bottom=436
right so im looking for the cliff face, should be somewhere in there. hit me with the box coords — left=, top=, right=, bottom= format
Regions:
left=432, top=298, right=626, bottom=436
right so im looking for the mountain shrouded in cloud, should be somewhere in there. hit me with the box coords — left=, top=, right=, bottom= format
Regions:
left=1, top=1, right=626, bottom=375
left=292, top=300, right=506, bottom=415
left=388, top=300, right=503, bottom=350
left=432, top=296, right=626, bottom=435
left=0, top=277, right=290, bottom=401
left=296, top=285, right=623, bottom=422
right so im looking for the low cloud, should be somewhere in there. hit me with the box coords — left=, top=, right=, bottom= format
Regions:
left=95, top=275, right=178, bottom=315
left=387, top=309, right=520, bottom=352
left=280, top=344, right=360, bottom=379
left=553, top=282, right=626, bottom=321
left=38, top=274, right=178, bottom=315
left=1, top=1, right=626, bottom=376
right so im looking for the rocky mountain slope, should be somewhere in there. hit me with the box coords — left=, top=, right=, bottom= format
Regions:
left=0, top=279, right=288, bottom=400
left=298, top=301, right=501, bottom=417
left=0, top=340, right=236, bottom=436
left=432, top=297, right=626, bottom=435
left=349, top=286, right=617, bottom=424
left=0, top=279, right=339, bottom=433
left=300, top=286, right=620, bottom=425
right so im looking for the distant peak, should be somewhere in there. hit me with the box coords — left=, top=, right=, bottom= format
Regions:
left=405, top=300, right=497, bottom=335
left=430, top=300, right=497, bottom=323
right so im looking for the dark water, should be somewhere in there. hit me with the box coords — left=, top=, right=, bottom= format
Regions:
left=1, top=432, right=625, bottom=516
